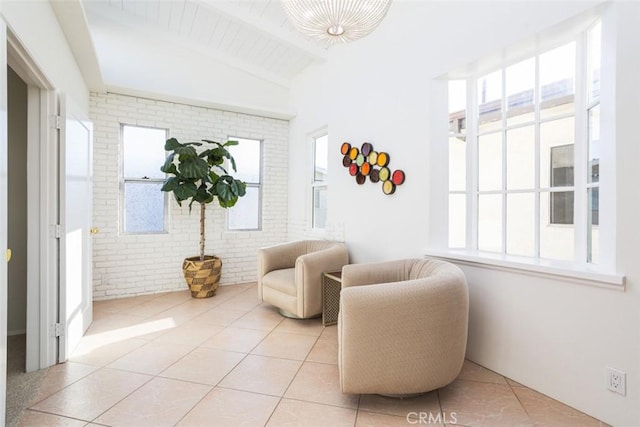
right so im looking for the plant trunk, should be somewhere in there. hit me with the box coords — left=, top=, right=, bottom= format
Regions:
left=199, top=202, right=205, bottom=261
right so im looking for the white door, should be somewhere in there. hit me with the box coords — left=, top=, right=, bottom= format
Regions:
left=0, top=19, right=9, bottom=427
left=58, top=95, right=93, bottom=362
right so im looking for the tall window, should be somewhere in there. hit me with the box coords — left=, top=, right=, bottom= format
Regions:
left=227, top=137, right=262, bottom=230
left=312, top=133, right=328, bottom=229
left=448, top=21, right=602, bottom=264
left=121, top=125, right=167, bottom=234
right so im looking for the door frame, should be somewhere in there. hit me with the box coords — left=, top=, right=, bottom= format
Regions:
left=7, top=29, right=58, bottom=371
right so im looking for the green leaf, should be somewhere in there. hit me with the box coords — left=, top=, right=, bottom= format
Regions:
left=180, top=157, right=209, bottom=179
left=218, top=195, right=238, bottom=208
left=235, top=180, right=247, bottom=197
left=223, top=140, right=239, bottom=147
left=161, top=177, right=179, bottom=192
left=165, top=138, right=182, bottom=151
left=160, top=153, right=176, bottom=173
left=174, top=182, right=198, bottom=200
left=174, top=145, right=198, bottom=157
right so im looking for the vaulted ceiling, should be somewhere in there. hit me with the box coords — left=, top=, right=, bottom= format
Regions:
left=53, top=0, right=329, bottom=111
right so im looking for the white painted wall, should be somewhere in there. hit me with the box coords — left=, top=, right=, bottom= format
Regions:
left=0, top=0, right=89, bottom=112
left=7, top=66, right=27, bottom=335
left=288, top=1, right=638, bottom=425
left=90, top=92, right=289, bottom=299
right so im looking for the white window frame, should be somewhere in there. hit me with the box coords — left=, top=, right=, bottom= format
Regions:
left=226, top=136, right=262, bottom=231
left=311, top=131, right=328, bottom=230
left=436, top=18, right=623, bottom=288
left=120, top=124, right=168, bottom=235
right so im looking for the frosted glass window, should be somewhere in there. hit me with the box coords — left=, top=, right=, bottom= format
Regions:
left=124, top=183, right=165, bottom=233
left=228, top=186, right=260, bottom=230
left=122, top=125, right=167, bottom=234
left=228, top=137, right=262, bottom=231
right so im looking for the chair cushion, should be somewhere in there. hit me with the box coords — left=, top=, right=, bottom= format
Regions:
left=262, top=268, right=297, bottom=297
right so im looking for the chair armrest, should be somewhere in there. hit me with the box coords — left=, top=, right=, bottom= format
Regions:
left=257, top=241, right=301, bottom=279
left=295, top=244, right=349, bottom=317
left=341, top=259, right=410, bottom=288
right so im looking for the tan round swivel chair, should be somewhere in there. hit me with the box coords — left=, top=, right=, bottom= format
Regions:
left=257, top=240, right=349, bottom=319
left=338, top=258, right=469, bottom=395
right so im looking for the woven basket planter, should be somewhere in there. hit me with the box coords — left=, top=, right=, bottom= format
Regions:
left=182, top=255, right=222, bottom=298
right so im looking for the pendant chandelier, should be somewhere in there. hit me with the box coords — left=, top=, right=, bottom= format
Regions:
left=282, top=0, right=392, bottom=45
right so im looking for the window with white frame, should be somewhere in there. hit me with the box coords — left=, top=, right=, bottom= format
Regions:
left=227, top=137, right=262, bottom=230
left=121, top=125, right=168, bottom=234
left=312, top=133, right=328, bottom=229
left=448, top=21, right=602, bottom=264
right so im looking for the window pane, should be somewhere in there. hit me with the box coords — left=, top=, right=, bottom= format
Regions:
left=449, top=136, right=466, bottom=191
left=314, top=134, right=328, bottom=183
left=449, top=194, right=466, bottom=248
left=540, top=117, right=574, bottom=188
left=478, top=194, right=502, bottom=253
left=478, top=132, right=502, bottom=191
left=506, top=126, right=535, bottom=190
left=313, top=186, right=327, bottom=229
left=228, top=186, right=260, bottom=230
left=124, top=182, right=165, bottom=233
left=228, top=138, right=261, bottom=183
left=506, top=193, right=535, bottom=257
left=478, top=70, right=502, bottom=133
left=449, top=80, right=467, bottom=134
left=587, top=22, right=601, bottom=102
left=588, top=187, right=599, bottom=264
left=539, top=43, right=576, bottom=119
left=550, top=191, right=574, bottom=225
left=588, top=105, right=600, bottom=183
left=540, top=191, right=574, bottom=261
left=506, top=58, right=535, bottom=126
left=123, top=126, right=166, bottom=179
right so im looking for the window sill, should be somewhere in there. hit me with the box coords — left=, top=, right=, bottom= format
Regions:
left=424, top=249, right=625, bottom=291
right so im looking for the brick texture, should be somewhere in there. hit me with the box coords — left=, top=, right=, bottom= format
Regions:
left=90, top=92, right=289, bottom=299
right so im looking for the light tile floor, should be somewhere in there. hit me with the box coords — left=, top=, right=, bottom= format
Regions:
left=19, top=283, right=609, bottom=427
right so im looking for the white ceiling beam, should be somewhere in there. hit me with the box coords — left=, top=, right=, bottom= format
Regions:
left=84, top=2, right=292, bottom=88
left=51, top=0, right=105, bottom=91
left=197, top=0, right=327, bottom=62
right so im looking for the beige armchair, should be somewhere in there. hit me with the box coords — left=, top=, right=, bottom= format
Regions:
left=257, top=240, right=349, bottom=319
left=338, top=258, right=468, bottom=395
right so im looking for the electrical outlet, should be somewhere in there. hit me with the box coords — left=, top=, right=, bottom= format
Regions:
left=607, top=367, right=626, bottom=396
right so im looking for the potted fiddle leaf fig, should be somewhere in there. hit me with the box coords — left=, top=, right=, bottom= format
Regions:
left=160, top=137, right=246, bottom=298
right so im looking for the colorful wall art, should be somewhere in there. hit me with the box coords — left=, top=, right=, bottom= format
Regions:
left=341, top=141, right=406, bottom=195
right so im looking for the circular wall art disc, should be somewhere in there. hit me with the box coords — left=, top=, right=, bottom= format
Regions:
left=368, top=151, right=378, bottom=165
left=376, top=152, right=390, bottom=167
left=349, top=163, right=358, bottom=176
left=360, top=162, right=371, bottom=175
left=361, top=142, right=373, bottom=156
left=391, top=169, right=405, bottom=185
left=349, top=147, right=359, bottom=160
left=379, top=167, right=390, bottom=182
left=383, top=180, right=396, bottom=195
left=370, top=168, right=380, bottom=183
left=342, top=155, right=352, bottom=167
left=356, top=173, right=366, bottom=185
left=356, top=153, right=365, bottom=166
left=340, top=142, right=351, bottom=155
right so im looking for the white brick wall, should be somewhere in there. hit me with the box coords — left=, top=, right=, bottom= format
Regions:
left=90, top=92, right=289, bottom=299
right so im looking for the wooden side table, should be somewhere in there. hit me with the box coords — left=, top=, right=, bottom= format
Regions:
left=322, top=271, right=342, bottom=326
